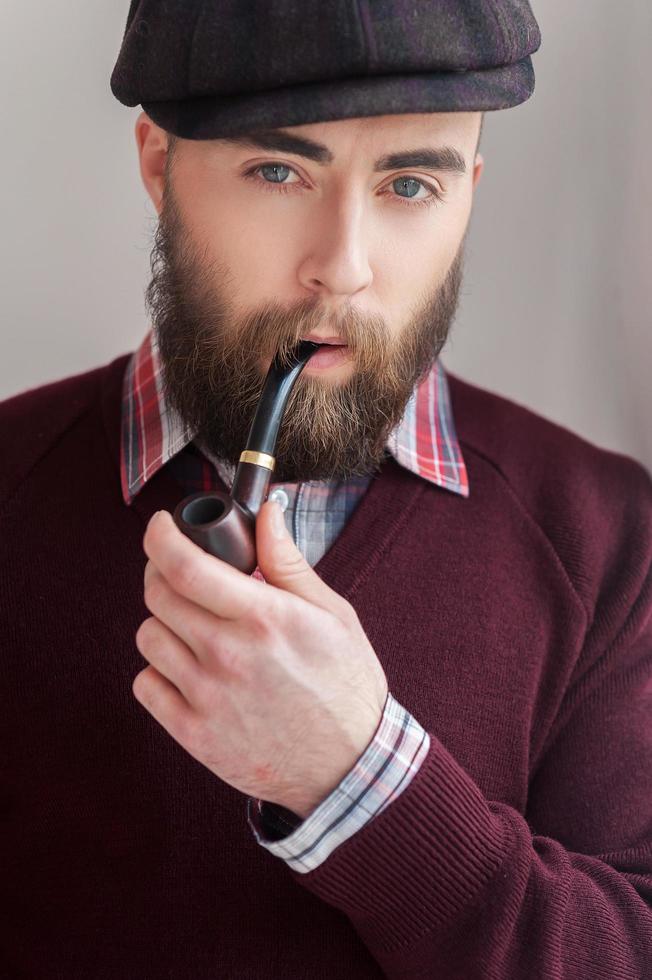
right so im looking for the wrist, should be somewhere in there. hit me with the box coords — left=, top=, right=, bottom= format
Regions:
left=277, top=698, right=388, bottom=819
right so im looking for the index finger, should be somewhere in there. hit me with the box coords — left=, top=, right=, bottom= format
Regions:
left=143, top=510, right=267, bottom=620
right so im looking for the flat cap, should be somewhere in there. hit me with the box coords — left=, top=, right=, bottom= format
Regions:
left=111, top=0, right=541, bottom=139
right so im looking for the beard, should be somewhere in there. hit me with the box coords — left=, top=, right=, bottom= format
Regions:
left=146, top=180, right=466, bottom=484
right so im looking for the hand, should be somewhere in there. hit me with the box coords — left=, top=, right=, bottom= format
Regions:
left=133, top=505, right=388, bottom=819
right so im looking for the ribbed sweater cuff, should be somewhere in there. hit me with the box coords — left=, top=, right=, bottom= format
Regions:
left=291, top=733, right=510, bottom=952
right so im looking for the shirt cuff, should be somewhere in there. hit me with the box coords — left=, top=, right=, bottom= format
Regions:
left=246, top=692, right=430, bottom=873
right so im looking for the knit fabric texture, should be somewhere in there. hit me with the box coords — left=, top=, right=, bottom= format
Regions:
left=0, top=353, right=650, bottom=979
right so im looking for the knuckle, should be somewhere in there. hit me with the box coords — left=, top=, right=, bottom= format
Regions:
left=171, top=556, right=200, bottom=595
left=242, top=589, right=275, bottom=633
left=199, top=627, right=243, bottom=678
left=213, top=639, right=236, bottom=671
left=249, top=598, right=271, bottom=629
left=143, top=576, right=167, bottom=611
left=204, top=628, right=226, bottom=662
left=214, top=637, right=248, bottom=679
left=135, top=616, right=158, bottom=650
left=261, top=588, right=284, bottom=626
left=248, top=607, right=276, bottom=647
left=132, top=667, right=152, bottom=700
left=187, top=674, right=215, bottom=714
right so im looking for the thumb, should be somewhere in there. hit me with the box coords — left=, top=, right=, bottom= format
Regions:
left=255, top=498, right=338, bottom=611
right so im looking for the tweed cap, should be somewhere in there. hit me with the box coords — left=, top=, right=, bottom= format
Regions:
left=111, top=0, right=541, bottom=140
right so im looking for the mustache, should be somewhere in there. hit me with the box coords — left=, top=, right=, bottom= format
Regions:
left=233, top=298, right=392, bottom=375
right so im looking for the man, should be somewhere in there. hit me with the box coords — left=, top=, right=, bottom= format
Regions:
left=1, top=2, right=650, bottom=978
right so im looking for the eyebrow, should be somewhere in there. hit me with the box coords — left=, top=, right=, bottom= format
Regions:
left=221, top=129, right=467, bottom=175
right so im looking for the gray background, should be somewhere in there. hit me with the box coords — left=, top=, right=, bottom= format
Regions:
left=1, top=1, right=650, bottom=472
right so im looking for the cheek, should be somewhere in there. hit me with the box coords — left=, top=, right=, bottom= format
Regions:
left=371, top=207, right=467, bottom=319
left=232, top=222, right=303, bottom=299
left=189, top=191, right=303, bottom=303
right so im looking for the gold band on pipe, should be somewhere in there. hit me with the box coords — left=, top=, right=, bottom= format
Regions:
left=239, top=450, right=276, bottom=470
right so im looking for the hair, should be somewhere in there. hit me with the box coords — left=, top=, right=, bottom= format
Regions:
left=165, top=131, right=178, bottom=175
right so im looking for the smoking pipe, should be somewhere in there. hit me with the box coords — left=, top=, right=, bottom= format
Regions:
left=172, top=340, right=322, bottom=574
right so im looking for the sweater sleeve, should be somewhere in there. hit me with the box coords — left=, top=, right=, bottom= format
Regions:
left=288, top=580, right=652, bottom=978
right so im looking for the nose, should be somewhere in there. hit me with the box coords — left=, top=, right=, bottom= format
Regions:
left=296, top=188, right=373, bottom=300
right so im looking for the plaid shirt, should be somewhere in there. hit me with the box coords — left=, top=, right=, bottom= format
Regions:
left=121, top=329, right=469, bottom=871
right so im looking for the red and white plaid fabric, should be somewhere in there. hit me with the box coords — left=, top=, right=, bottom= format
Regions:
left=120, top=328, right=469, bottom=868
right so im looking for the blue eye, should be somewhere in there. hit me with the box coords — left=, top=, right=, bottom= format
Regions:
left=243, top=162, right=445, bottom=210
left=393, top=177, right=423, bottom=199
left=259, top=163, right=292, bottom=183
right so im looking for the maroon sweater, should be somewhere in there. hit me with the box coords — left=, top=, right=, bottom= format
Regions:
left=1, top=353, right=651, bottom=979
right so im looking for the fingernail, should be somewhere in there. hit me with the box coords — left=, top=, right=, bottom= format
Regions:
left=270, top=499, right=287, bottom=538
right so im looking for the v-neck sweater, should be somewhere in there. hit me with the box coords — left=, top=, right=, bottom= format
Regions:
left=1, top=353, right=650, bottom=979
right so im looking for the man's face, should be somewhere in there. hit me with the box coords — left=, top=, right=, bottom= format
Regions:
left=140, top=111, right=483, bottom=483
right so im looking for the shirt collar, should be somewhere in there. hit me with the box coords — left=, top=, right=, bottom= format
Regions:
left=120, top=329, right=469, bottom=505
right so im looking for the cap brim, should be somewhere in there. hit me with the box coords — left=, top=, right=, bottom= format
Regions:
left=142, top=57, right=535, bottom=139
